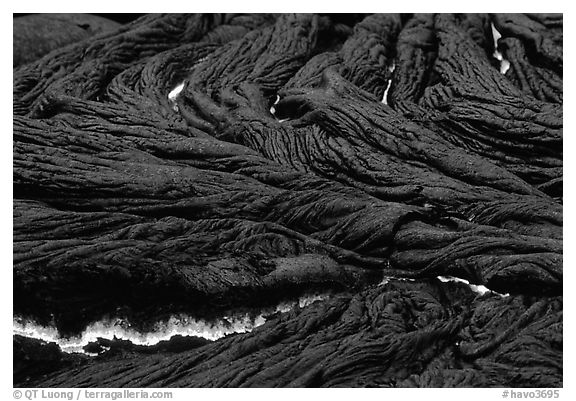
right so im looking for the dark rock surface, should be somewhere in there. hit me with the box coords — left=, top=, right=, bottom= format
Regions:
left=13, top=13, right=562, bottom=388
left=13, top=14, right=121, bottom=68
left=16, top=281, right=562, bottom=387
left=13, top=335, right=88, bottom=386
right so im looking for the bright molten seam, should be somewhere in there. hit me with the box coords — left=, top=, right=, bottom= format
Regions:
left=491, top=23, right=511, bottom=74
left=437, top=275, right=509, bottom=297
left=167, top=82, right=185, bottom=111
left=13, top=293, right=332, bottom=355
left=168, top=82, right=185, bottom=102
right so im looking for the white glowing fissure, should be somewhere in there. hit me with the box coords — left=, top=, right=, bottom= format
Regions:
left=166, top=57, right=209, bottom=107
left=167, top=82, right=185, bottom=111
left=378, top=276, right=415, bottom=286
left=13, top=293, right=332, bottom=355
left=381, top=63, right=396, bottom=105
left=382, top=81, right=392, bottom=105
left=269, top=94, right=280, bottom=115
left=490, top=23, right=511, bottom=75
left=168, top=82, right=185, bottom=102
left=269, top=94, right=289, bottom=123
left=378, top=276, right=508, bottom=297
left=437, top=276, right=509, bottom=297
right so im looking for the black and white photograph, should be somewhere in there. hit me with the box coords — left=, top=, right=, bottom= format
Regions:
left=9, top=4, right=567, bottom=394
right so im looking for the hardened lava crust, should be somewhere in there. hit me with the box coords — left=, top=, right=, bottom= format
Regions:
left=13, top=13, right=562, bottom=388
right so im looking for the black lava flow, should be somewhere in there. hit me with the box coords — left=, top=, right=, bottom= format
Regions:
left=13, top=13, right=562, bottom=388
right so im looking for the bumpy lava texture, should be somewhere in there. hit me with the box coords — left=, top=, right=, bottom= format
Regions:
left=13, top=13, right=562, bottom=388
